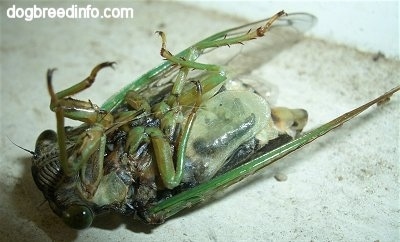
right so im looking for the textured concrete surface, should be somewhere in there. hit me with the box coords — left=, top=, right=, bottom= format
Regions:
left=1, top=1, right=399, bottom=242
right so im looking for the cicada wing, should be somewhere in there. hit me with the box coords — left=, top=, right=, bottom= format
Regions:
left=198, top=13, right=317, bottom=77
left=148, top=86, right=400, bottom=222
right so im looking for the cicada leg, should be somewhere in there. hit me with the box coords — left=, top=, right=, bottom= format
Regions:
left=125, top=126, right=183, bottom=189
left=123, top=82, right=204, bottom=189
left=49, top=62, right=115, bottom=123
left=47, top=63, right=114, bottom=182
left=155, top=10, right=288, bottom=107
left=158, top=11, right=287, bottom=72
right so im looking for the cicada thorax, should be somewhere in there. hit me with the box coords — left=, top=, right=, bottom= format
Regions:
left=103, top=113, right=161, bottom=210
left=91, top=87, right=182, bottom=212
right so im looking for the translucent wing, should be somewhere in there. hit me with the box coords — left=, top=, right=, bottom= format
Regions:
left=198, top=13, right=317, bottom=77
left=147, top=86, right=400, bottom=221
left=101, top=13, right=316, bottom=112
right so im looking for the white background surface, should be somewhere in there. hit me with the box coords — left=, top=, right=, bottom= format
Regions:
left=1, top=1, right=399, bottom=242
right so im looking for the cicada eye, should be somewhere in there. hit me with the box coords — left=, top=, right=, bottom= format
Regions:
left=35, top=130, right=57, bottom=154
left=62, top=205, right=93, bottom=229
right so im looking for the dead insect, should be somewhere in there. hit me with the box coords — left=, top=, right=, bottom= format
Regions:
left=30, top=11, right=399, bottom=229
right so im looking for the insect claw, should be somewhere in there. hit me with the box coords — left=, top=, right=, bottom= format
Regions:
left=46, top=68, right=58, bottom=102
left=47, top=68, right=57, bottom=76
left=108, top=61, right=117, bottom=69
left=105, top=61, right=116, bottom=67
left=46, top=68, right=57, bottom=84
left=256, top=10, right=287, bottom=37
left=91, top=62, right=116, bottom=76
left=156, top=31, right=168, bottom=50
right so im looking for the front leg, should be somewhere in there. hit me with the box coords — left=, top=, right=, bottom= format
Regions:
left=49, top=62, right=115, bottom=124
left=46, top=63, right=114, bottom=176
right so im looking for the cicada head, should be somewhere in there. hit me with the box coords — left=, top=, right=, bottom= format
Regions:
left=32, top=129, right=95, bottom=229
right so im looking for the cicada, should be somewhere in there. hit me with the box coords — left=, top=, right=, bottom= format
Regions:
left=30, top=11, right=400, bottom=230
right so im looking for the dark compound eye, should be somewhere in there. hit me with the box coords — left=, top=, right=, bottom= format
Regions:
left=35, top=130, right=57, bottom=153
left=62, top=205, right=94, bottom=230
